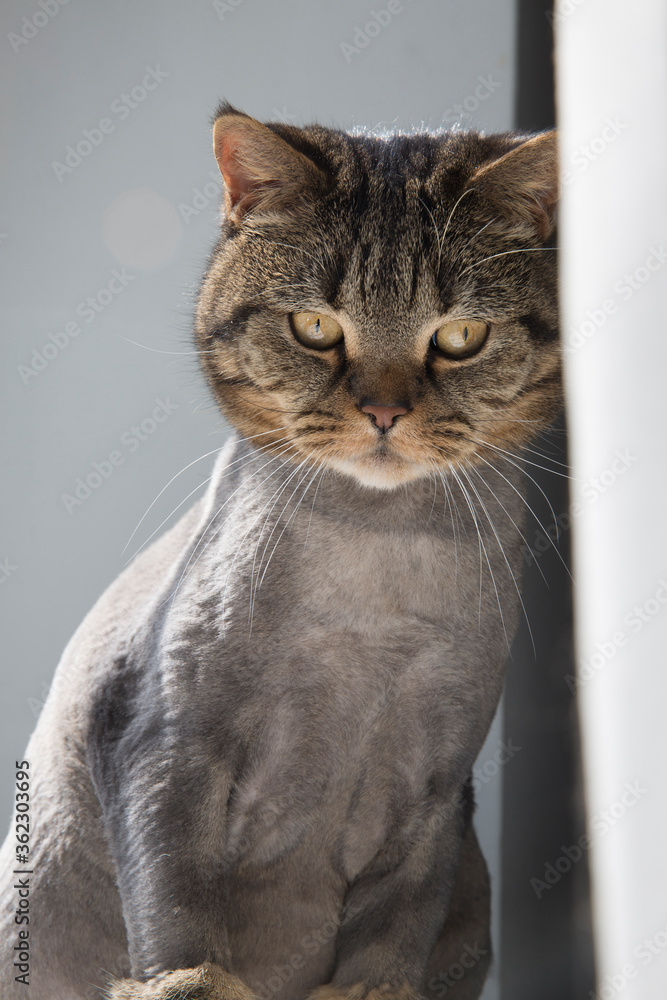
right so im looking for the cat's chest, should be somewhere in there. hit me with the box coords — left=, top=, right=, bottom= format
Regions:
left=222, top=681, right=436, bottom=879
left=159, top=474, right=512, bottom=877
left=216, top=508, right=469, bottom=643
left=207, top=536, right=465, bottom=878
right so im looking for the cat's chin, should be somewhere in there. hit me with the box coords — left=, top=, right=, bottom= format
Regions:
left=327, top=453, right=432, bottom=492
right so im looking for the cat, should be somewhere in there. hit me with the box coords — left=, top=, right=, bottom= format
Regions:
left=0, top=103, right=559, bottom=1000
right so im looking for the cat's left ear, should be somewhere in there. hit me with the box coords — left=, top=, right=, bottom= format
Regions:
left=212, top=104, right=326, bottom=225
left=469, top=130, right=558, bottom=241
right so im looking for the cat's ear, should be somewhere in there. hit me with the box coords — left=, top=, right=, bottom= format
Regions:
left=469, top=131, right=558, bottom=241
left=212, top=104, right=326, bottom=224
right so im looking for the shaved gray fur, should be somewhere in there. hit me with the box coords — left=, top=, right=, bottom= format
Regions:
left=0, top=108, right=560, bottom=1000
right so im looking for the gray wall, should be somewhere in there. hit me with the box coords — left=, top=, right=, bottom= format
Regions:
left=1, top=0, right=516, bottom=993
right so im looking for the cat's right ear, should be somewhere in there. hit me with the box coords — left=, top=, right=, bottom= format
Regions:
left=212, top=104, right=326, bottom=225
left=469, top=130, right=558, bottom=242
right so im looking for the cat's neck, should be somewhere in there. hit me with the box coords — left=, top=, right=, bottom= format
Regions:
left=203, top=431, right=527, bottom=549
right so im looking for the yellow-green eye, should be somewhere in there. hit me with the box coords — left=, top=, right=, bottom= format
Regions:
left=290, top=311, right=344, bottom=350
left=431, top=319, right=489, bottom=358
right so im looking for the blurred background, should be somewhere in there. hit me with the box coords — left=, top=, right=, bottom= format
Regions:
left=0, top=2, right=595, bottom=997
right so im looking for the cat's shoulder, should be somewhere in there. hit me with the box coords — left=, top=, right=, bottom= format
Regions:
left=44, top=499, right=207, bottom=708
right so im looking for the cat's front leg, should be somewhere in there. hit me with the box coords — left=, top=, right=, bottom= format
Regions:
left=108, top=963, right=255, bottom=1000
left=309, top=795, right=464, bottom=1000
left=88, top=672, right=253, bottom=1000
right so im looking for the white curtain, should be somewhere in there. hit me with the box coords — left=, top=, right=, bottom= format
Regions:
left=558, top=3, right=667, bottom=997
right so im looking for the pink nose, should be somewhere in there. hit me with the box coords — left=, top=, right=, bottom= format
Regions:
left=361, top=403, right=408, bottom=431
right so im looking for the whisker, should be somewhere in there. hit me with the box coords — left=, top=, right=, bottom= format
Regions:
left=247, top=456, right=313, bottom=629
left=448, top=466, right=486, bottom=623
left=520, top=442, right=571, bottom=469
left=427, top=468, right=438, bottom=521
left=468, top=463, right=548, bottom=588
left=121, top=446, right=225, bottom=556
left=169, top=445, right=300, bottom=607
left=448, top=465, right=511, bottom=648
left=458, top=246, right=557, bottom=279
left=460, top=465, right=536, bottom=656
left=464, top=217, right=496, bottom=249
left=213, top=452, right=306, bottom=622
left=470, top=451, right=573, bottom=581
left=471, top=435, right=575, bottom=481
left=254, top=457, right=326, bottom=609
left=302, top=461, right=328, bottom=555
left=125, top=476, right=213, bottom=567
left=442, top=187, right=479, bottom=246
left=471, top=439, right=562, bottom=535
left=419, top=195, right=444, bottom=276
left=430, top=460, right=460, bottom=581
left=121, top=428, right=293, bottom=558
left=125, top=435, right=296, bottom=565
left=116, top=335, right=210, bottom=357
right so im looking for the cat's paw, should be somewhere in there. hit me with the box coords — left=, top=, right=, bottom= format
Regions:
left=107, top=963, right=256, bottom=1000
left=308, top=983, right=420, bottom=1000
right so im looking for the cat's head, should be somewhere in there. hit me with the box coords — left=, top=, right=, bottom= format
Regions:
left=196, top=103, right=560, bottom=491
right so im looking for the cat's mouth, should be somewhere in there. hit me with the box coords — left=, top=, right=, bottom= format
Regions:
left=276, top=401, right=475, bottom=490
left=321, top=431, right=456, bottom=491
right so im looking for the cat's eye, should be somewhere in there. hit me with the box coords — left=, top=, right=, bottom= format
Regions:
left=431, top=320, right=489, bottom=359
left=290, top=311, right=344, bottom=350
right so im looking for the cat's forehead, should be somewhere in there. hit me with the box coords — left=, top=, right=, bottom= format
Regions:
left=291, top=129, right=509, bottom=318
left=211, top=122, right=555, bottom=345
left=300, top=125, right=518, bottom=200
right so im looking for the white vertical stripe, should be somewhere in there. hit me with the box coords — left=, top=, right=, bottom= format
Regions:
left=558, top=2, right=667, bottom=997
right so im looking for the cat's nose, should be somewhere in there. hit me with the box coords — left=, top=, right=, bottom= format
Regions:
left=360, top=402, right=409, bottom=431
